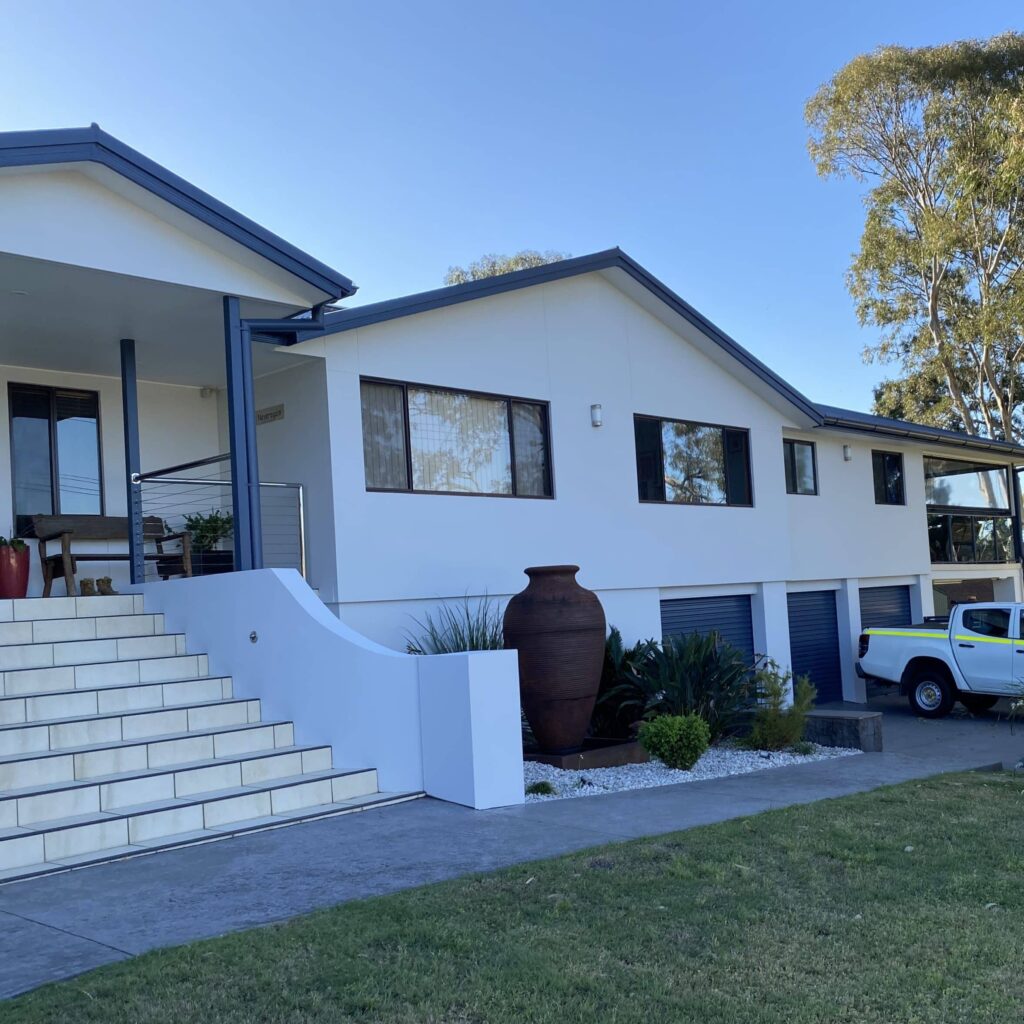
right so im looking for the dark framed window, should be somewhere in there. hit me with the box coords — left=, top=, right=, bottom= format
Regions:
left=783, top=439, right=817, bottom=495
left=9, top=384, right=103, bottom=535
left=924, top=456, right=1015, bottom=564
left=634, top=414, right=752, bottom=507
left=962, top=607, right=1010, bottom=639
left=872, top=450, right=905, bottom=505
left=359, top=378, right=552, bottom=498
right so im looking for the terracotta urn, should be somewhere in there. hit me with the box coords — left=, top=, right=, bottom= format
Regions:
left=503, top=565, right=606, bottom=753
left=0, top=545, right=29, bottom=600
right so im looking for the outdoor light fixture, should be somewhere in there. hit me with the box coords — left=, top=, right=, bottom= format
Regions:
left=843, top=444, right=852, bottom=462
left=590, top=403, right=603, bottom=428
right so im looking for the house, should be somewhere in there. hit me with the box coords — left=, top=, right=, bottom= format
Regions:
left=0, top=124, right=1019, bottom=879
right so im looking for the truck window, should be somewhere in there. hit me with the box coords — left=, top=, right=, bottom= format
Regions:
left=962, top=608, right=1010, bottom=639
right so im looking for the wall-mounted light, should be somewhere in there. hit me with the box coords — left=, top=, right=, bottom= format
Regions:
left=590, top=403, right=603, bottom=428
left=843, top=444, right=852, bottom=462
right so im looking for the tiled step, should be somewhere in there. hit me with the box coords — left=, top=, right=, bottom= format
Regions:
left=0, top=744, right=336, bottom=827
left=0, top=768, right=385, bottom=872
left=0, top=596, right=145, bottom=622
left=0, top=633, right=186, bottom=671
left=0, top=721, right=295, bottom=791
left=0, top=676, right=234, bottom=726
left=0, top=790, right=424, bottom=883
left=0, top=613, right=165, bottom=647
left=0, top=697, right=261, bottom=757
left=0, top=653, right=209, bottom=697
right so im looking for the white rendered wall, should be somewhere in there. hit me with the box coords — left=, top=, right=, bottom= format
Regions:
left=0, top=363, right=220, bottom=595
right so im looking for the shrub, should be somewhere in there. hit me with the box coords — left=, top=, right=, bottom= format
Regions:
left=746, top=660, right=816, bottom=751
left=183, top=510, right=234, bottom=553
left=609, top=631, right=754, bottom=742
left=591, top=627, right=657, bottom=738
left=638, top=714, right=710, bottom=770
left=405, top=596, right=504, bottom=654
left=525, top=780, right=555, bottom=796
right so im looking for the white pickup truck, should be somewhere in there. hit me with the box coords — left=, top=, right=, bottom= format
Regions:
left=857, top=602, right=1022, bottom=717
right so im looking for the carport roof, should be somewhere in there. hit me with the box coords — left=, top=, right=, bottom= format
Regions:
left=0, top=124, right=356, bottom=300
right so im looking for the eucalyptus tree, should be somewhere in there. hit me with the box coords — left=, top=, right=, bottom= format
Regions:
left=807, top=33, right=1024, bottom=441
left=444, top=249, right=570, bottom=285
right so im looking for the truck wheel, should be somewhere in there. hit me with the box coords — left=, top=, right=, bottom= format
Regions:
left=907, top=668, right=956, bottom=718
left=959, top=693, right=999, bottom=715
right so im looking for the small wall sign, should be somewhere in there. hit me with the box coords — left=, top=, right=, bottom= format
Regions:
left=256, top=404, right=285, bottom=426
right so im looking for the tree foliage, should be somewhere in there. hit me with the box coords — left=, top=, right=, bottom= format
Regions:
left=444, top=250, right=571, bottom=286
left=806, top=33, right=1024, bottom=441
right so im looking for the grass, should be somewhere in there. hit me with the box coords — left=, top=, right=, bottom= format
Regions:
left=8, top=772, right=1024, bottom=1023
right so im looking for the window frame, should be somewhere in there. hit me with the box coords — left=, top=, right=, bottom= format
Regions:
left=359, top=376, right=554, bottom=499
left=783, top=438, right=818, bottom=496
left=8, top=382, right=105, bottom=536
left=871, top=449, right=906, bottom=506
left=633, top=413, right=754, bottom=508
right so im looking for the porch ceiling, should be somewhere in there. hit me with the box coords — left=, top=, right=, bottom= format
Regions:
left=0, top=251, right=311, bottom=386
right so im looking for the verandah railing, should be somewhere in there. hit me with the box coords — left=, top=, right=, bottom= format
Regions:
left=137, top=454, right=306, bottom=582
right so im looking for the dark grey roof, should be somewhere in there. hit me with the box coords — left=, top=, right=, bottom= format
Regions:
left=816, top=405, right=1024, bottom=459
left=0, top=124, right=356, bottom=300
left=316, top=248, right=823, bottom=422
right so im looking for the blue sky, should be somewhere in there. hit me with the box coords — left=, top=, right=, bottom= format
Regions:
left=0, top=1, right=1017, bottom=409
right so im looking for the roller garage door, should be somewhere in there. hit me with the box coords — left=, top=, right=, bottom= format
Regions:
left=660, top=595, right=755, bottom=662
left=786, top=590, right=843, bottom=703
left=859, top=585, right=912, bottom=630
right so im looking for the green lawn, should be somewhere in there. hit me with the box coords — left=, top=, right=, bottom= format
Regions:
left=8, top=772, right=1024, bottom=1023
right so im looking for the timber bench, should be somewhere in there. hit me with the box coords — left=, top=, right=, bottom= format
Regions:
left=30, top=514, right=193, bottom=597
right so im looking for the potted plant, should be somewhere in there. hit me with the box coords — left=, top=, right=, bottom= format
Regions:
left=0, top=534, right=30, bottom=599
left=182, top=510, right=235, bottom=576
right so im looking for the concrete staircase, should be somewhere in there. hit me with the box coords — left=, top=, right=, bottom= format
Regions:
left=0, top=594, right=420, bottom=883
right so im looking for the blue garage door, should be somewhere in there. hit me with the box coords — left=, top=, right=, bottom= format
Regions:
left=787, top=590, right=843, bottom=703
left=660, top=595, right=755, bottom=663
left=859, top=585, right=912, bottom=630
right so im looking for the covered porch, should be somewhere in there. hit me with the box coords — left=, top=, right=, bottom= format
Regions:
left=0, top=125, right=355, bottom=599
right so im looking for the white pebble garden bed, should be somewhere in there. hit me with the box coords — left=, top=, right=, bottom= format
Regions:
left=524, top=744, right=862, bottom=802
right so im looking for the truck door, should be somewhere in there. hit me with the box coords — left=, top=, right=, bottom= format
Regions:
left=952, top=606, right=1014, bottom=692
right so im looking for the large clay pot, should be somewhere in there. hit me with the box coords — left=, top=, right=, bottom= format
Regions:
left=0, top=545, right=29, bottom=600
left=504, top=565, right=606, bottom=753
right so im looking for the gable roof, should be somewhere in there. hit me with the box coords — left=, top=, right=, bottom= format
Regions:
left=315, top=249, right=1024, bottom=462
left=316, top=248, right=823, bottom=422
left=0, top=124, right=356, bottom=300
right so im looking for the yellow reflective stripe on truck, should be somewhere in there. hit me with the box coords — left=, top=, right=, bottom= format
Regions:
left=864, top=629, right=944, bottom=639
left=953, top=633, right=1014, bottom=645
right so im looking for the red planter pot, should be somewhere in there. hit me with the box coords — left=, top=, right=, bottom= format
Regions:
left=0, top=545, right=30, bottom=600
left=503, top=565, right=606, bottom=754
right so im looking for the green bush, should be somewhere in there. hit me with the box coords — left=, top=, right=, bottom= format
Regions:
left=608, top=631, right=754, bottom=742
left=746, top=660, right=816, bottom=751
left=638, top=713, right=710, bottom=770
left=182, top=510, right=234, bottom=553
left=525, top=780, right=556, bottom=796
left=405, top=596, right=504, bottom=654
left=591, top=627, right=657, bottom=738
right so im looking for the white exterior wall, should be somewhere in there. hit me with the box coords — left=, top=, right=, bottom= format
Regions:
left=306, top=274, right=1021, bottom=702
left=0, top=363, right=220, bottom=595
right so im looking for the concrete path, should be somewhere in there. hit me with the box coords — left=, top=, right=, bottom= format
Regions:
left=0, top=731, right=1008, bottom=1001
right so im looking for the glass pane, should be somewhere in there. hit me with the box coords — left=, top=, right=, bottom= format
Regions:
left=975, top=518, right=996, bottom=562
left=993, top=517, right=1012, bottom=561
left=927, top=513, right=951, bottom=562
left=951, top=516, right=975, bottom=562
left=873, top=452, right=903, bottom=504
left=408, top=388, right=512, bottom=494
left=924, top=457, right=1010, bottom=510
left=634, top=418, right=665, bottom=501
left=54, top=391, right=101, bottom=515
left=793, top=442, right=815, bottom=494
left=723, top=429, right=751, bottom=504
left=784, top=442, right=797, bottom=494
left=661, top=422, right=726, bottom=504
left=360, top=381, right=408, bottom=489
left=10, top=387, right=53, bottom=533
left=962, top=607, right=1010, bottom=638
left=511, top=402, right=550, bottom=497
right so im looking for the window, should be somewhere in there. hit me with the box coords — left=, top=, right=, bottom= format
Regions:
left=9, top=384, right=102, bottom=535
left=634, top=415, right=752, bottom=506
left=359, top=378, right=552, bottom=497
left=783, top=439, right=817, bottom=495
left=872, top=450, right=905, bottom=505
left=924, top=456, right=1015, bottom=564
left=962, top=607, right=1010, bottom=639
